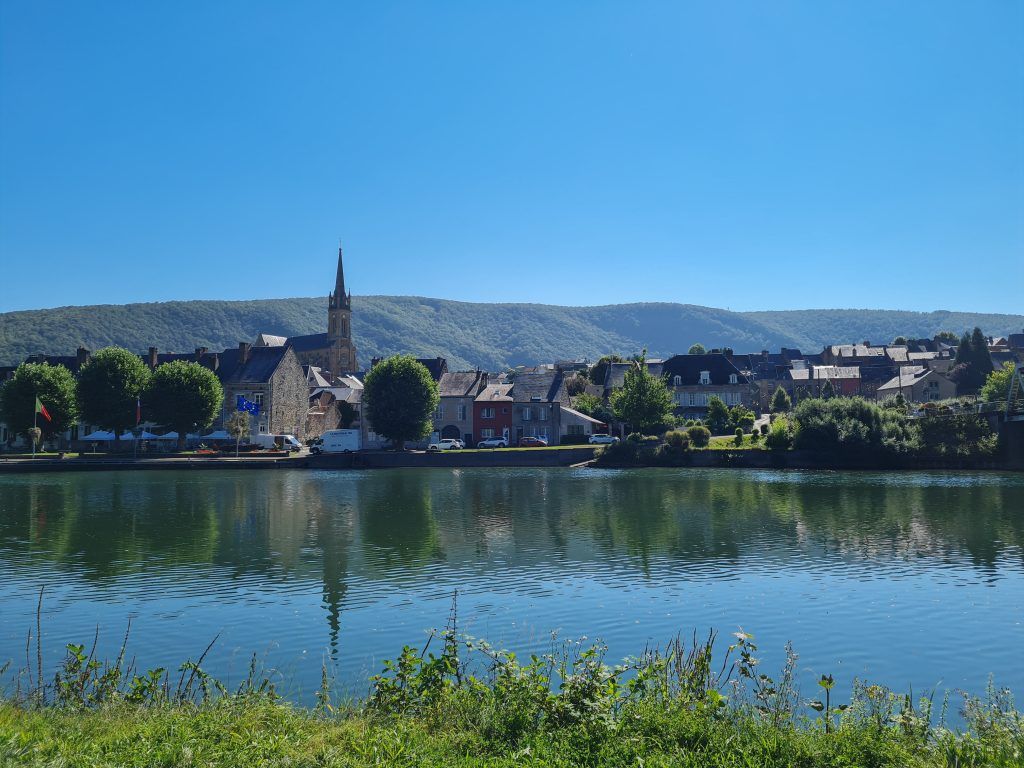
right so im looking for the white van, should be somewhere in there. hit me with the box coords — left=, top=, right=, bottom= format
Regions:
left=310, top=429, right=361, bottom=454
left=252, top=433, right=303, bottom=452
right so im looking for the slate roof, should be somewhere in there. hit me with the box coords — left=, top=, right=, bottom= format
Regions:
left=604, top=361, right=664, bottom=390
left=1008, top=333, right=1024, bottom=350
left=286, top=332, right=330, bottom=352
left=370, top=357, right=448, bottom=381
left=877, top=366, right=946, bottom=392
left=885, top=346, right=910, bottom=363
left=510, top=372, right=570, bottom=405
left=256, top=333, right=288, bottom=347
left=303, top=365, right=331, bottom=388
left=789, top=366, right=861, bottom=381
left=216, top=346, right=290, bottom=384
left=660, top=354, right=749, bottom=386
left=561, top=406, right=604, bottom=425
left=476, top=382, right=513, bottom=402
left=438, top=371, right=487, bottom=398
left=830, top=344, right=886, bottom=358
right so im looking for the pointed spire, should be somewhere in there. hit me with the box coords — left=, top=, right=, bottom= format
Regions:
left=334, top=245, right=346, bottom=301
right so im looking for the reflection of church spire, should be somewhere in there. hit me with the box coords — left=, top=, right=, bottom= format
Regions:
left=316, top=505, right=350, bottom=656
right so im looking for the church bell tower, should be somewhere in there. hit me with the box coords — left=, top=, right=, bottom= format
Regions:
left=327, top=246, right=357, bottom=375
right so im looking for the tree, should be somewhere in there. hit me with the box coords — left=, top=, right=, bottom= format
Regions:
left=0, top=362, right=78, bottom=442
left=764, top=416, right=792, bottom=451
left=688, top=343, right=706, bottom=355
left=610, top=352, right=674, bottom=435
left=144, top=361, right=224, bottom=449
left=935, top=330, right=960, bottom=344
left=77, top=347, right=151, bottom=441
left=685, top=424, right=711, bottom=447
left=363, top=355, right=440, bottom=450
left=733, top=427, right=744, bottom=447
left=573, top=392, right=614, bottom=425
left=980, top=361, right=1015, bottom=404
left=588, top=355, right=624, bottom=385
left=566, top=373, right=589, bottom=397
left=953, top=327, right=993, bottom=394
left=770, top=385, right=792, bottom=414
left=337, top=399, right=357, bottom=429
left=226, top=410, right=251, bottom=457
left=705, top=396, right=730, bottom=434
left=893, top=336, right=908, bottom=345
left=728, top=405, right=755, bottom=432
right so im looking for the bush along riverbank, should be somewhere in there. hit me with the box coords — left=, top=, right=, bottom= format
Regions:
left=1, top=625, right=1022, bottom=767
left=595, top=396, right=1008, bottom=469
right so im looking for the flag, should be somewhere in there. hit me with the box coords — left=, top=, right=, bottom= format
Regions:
left=35, top=397, right=52, bottom=422
left=236, top=395, right=260, bottom=416
left=136, top=397, right=142, bottom=425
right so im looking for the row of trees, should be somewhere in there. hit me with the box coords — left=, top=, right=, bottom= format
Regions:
left=0, top=347, right=224, bottom=450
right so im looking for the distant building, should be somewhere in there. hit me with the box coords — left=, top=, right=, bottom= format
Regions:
left=216, top=342, right=308, bottom=438
left=474, top=381, right=514, bottom=445
left=876, top=367, right=955, bottom=403
left=510, top=371, right=570, bottom=445
left=660, top=354, right=756, bottom=418
left=435, top=371, right=488, bottom=444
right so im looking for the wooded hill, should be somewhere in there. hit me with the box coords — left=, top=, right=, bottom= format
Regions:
left=2, top=296, right=1022, bottom=371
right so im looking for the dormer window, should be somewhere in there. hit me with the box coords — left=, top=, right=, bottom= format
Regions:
left=673, top=375, right=682, bottom=387
left=699, top=371, right=710, bottom=385
left=729, top=373, right=737, bottom=384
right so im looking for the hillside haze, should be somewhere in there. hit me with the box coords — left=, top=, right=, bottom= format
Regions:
left=1, top=297, right=1022, bottom=371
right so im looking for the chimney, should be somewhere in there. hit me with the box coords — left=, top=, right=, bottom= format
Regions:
left=195, top=347, right=207, bottom=360
left=76, top=347, right=91, bottom=368
left=148, top=347, right=158, bottom=369
left=863, top=340, right=870, bottom=347
left=239, top=342, right=251, bottom=365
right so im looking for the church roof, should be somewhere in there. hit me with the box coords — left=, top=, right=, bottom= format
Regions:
left=286, top=332, right=330, bottom=352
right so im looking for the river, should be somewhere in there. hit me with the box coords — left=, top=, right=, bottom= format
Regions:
left=1, top=468, right=1022, bottom=704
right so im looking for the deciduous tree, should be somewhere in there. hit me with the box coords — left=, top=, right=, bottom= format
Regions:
left=770, top=386, right=791, bottom=413
left=610, top=352, right=674, bottom=435
left=687, top=343, right=706, bottom=355
left=0, top=362, right=78, bottom=441
left=705, top=396, right=730, bottom=434
left=76, top=347, right=151, bottom=441
left=363, top=355, right=440, bottom=450
left=145, top=361, right=224, bottom=449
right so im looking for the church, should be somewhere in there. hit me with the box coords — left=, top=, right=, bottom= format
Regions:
left=254, top=247, right=358, bottom=380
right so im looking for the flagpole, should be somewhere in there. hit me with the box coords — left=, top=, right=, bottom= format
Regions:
left=32, top=402, right=37, bottom=459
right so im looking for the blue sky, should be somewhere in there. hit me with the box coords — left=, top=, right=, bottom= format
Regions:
left=1, top=1, right=1021, bottom=313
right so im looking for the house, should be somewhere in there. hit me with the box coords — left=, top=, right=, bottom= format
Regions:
left=875, top=367, right=955, bottom=403
left=560, top=406, right=605, bottom=441
left=788, top=365, right=862, bottom=399
left=369, top=356, right=448, bottom=382
left=510, top=372, right=570, bottom=445
left=474, top=381, right=514, bottom=445
left=216, top=342, right=308, bottom=439
left=435, top=371, right=488, bottom=444
left=660, top=354, right=756, bottom=418
left=602, top=360, right=664, bottom=399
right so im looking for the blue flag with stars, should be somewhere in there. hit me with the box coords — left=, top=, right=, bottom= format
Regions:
left=236, top=395, right=260, bottom=416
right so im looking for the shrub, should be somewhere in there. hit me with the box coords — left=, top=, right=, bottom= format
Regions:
left=733, top=428, right=744, bottom=447
left=664, top=430, right=690, bottom=449
left=559, top=433, right=590, bottom=445
left=765, top=417, right=792, bottom=451
left=626, top=432, right=643, bottom=443
left=686, top=425, right=711, bottom=448
left=760, top=422, right=769, bottom=435
left=750, top=430, right=760, bottom=444
left=791, top=397, right=884, bottom=453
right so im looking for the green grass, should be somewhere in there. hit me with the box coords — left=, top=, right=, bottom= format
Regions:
left=708, top=435, right=760, bottom=450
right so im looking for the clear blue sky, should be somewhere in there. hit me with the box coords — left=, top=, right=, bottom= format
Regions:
left=1, top=1, right=1021, bottom=314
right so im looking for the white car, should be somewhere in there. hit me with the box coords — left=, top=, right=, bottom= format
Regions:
left=477, top=437, right=508, bottom=448
left=428, top=439, right=464, bottom=451
left=588, top=434, right=620, bottom=445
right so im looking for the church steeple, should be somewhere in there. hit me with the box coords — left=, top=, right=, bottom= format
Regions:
left=329, top=246, right=351, bottom=310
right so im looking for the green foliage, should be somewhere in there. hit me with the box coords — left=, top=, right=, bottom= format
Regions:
left=935, top=330, right=960, bottom=344
left=76, top=347, right=151, bottom=438
left=363, top=355, right=440, bottom=449
left=337, top=399, right=358, bottom=429
left=565, top=373, right=589, bottom=396
left=733, top=427, right=744, bottom=447
left=728, top=404, right=755, bottom=432
left=572, top=392, right=613, bottom=424
left=687, top=343, right=706, bottom=355
left=0, top=363, right=78, bottom=439
left=893, top=336, right=908, bottom=345
left=770, top=385, right=791, bottom=413
left=225, top=411, right=250, bottom=443
left=916, top=414, right=998, bottom=458
left=2, top=299, right=1022, bottom=373
left=792, top=397, right=885, bottom=453
left=685, top=425, right=711, bottom=447
left=981, top=361, right=1016, bottom=404
left=765, top=417, right=793, bottom=451
left=145, top=361, right=224, bottom=448
left=610, top=353, right=674, bottom=435
left=953, top=327, right=994, bottom=394
left=664, top=430, right=689, bottom=449
left=705, top=396, right=730, bottom=434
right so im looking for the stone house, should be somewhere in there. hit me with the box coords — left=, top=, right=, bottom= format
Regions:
left=510, top=372, right=570, bottom=445
left=474, top=381, right=514, bottom=445
left=216, top=343, right=308, bottom=439
left=660, top=354, right=757, bottom=418
left=787, top=365, right=862, bottom=400
left=875, top=367, right=956, bottom=403
left=435, top=371, right=488, bottom=444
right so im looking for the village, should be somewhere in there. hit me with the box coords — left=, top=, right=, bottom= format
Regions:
left=2, top=248, right=1022, bottom=455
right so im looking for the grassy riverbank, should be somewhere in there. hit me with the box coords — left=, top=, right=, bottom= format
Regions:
left=1, top=628, right=1022, bottom=767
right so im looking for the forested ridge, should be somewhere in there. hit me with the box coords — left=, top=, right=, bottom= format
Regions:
left=1, top=296, right=1021, bottom=371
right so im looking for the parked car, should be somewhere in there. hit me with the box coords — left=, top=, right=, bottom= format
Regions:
left=518, top=436, right=549, bottom=448
left=428, top=438, right=464, bottom=451
left=588, top=434, right=619, bottom=445
left=477, top=437, right=508, bottom=448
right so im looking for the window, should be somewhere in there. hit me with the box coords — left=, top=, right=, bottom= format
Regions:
left=435, top=406, right=444, bottom=420
left=729, top=374, right=737, bottom=384
left=567, top=424, right=584, bottom=435
left=522, top=407, right=532, bottom=421
left=673, top=375, right=682, bottom=386
left=699, top=371, right=710, bottom=385
left=252, top=393, right=264, bottom=407
left=457, top=404, right=467, bottom=420
left=481, top=428, right=495, bottom=438
left=539, top=406, right=549, bottom=421
left=502, top=407, right=510, bottom=414
left=688, top=392, right=696, bottom=406
left=536, top=426, right=548, bottom=439
left=481, top=407, right=495, bottom=419
left=258, top=423, right=267, bottom=433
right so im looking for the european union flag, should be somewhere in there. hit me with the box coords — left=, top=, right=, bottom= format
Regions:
left=236, top=395, right=261, bottom=416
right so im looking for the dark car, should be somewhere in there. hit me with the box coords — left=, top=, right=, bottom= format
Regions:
left=518, top=436, right=549, bottom=448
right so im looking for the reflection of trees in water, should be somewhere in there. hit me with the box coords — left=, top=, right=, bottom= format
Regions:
left=359, top=471, right=438, bottom=572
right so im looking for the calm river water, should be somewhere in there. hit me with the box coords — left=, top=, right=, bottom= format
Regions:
left=1, top=468, right=1022, bottom=704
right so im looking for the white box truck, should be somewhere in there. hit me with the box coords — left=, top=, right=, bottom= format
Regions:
left=252, top=433, right=303, bottom=452
left=310, top=429, right=361, bottom=454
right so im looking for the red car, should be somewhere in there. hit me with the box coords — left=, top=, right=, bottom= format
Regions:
left=518, top=436, right=549, bottom=448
